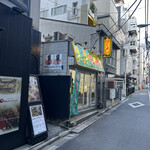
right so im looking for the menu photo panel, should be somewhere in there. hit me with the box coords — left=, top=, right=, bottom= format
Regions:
left=29, top=104, right=47, bottom=136
left=0, top=76, right=22, bottom=135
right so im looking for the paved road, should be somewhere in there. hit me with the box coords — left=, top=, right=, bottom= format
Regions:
left=57, top=89, right=150, bottom=150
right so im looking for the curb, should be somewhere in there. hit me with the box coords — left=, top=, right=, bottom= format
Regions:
left=29, top=99, right=129, bottom=150
left=30, top=130, right=70, bottom=150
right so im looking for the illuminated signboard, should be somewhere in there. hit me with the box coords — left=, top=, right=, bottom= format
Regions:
left=72, top=42, right=104, bottom=72
left=103, top=36, right=112, bottom=58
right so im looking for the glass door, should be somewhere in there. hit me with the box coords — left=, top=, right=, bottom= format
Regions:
left=78, top=73, right=84, bottom=109
left=70, top=69, right=84, bottom=109
left=83, top=74, right=90, bottom=108
left=90, top=74, right=96, bottom=106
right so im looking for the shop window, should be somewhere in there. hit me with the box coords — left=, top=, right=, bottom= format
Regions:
left=90, top=74, right=96, bottom=105
left=78, top=73, right=84, bottom=109
left=84, top=74, right=90, bottom=107
left=70, top=70, right=96, bottom=110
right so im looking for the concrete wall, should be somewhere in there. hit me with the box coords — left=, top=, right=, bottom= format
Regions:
left=40, top=18, right=98, bottom=52
left=40, top=41, right=69, bottom=75
left=94, top=0, right=110, bottom=17
left=30, top=0, right=41, bottom=30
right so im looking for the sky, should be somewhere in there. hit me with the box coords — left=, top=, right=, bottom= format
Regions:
left=124, top=0, right=150, bottom=44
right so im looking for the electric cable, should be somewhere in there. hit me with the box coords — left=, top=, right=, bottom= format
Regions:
left=112, top=0, right=143, bottom=35
left=108, top=0, right=138, bottom=31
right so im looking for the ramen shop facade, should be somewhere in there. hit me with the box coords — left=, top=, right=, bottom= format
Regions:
left=40, top=40, right=104, bottom=115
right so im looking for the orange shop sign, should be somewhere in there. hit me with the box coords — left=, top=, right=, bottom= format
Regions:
left=103, top=36, right=112, bottom=58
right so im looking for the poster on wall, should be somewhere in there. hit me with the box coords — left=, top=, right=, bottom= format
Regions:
left=29, top=104, right=47, bottom=136
left=44, top=54, right=63, bottom=69
left=0, top=76, right=22, bottom=135
left=28, top=76, right=41, bottom=103
left=71, top=70, right=81, bottom=115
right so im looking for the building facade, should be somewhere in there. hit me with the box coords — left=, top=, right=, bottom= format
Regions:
left=40, top=0, right=96, bottom=25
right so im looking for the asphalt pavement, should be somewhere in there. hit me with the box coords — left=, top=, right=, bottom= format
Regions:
left=56, top=89, right=150, bottom=150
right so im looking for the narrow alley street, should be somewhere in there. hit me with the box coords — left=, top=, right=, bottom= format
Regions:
left=44, top=89, right=150, bottom=150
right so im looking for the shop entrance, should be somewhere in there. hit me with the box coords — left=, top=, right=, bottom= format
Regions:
left=70, top=70, right=96, bottom=110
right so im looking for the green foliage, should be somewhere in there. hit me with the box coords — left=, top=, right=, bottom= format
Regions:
left=90, top=3, right=96, bottom=13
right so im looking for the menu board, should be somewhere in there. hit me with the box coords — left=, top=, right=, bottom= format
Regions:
left=28, top=76, right=41, bottom=103
left=29, top=104, right=47, bottom=136
left=0, top=76, right=22, bottom=135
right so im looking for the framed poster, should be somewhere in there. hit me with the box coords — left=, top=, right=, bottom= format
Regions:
left=0, top=76, right=22, bottom=135
left=28, top=76, right=41, bottom=103
left=10, top=0, right=30, bottom=12
left=44, top=54, right=63, bottom=69
left=29, top=104, right=47, bottom=136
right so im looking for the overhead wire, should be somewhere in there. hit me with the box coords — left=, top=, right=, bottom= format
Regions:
left=108, top=0, right=138, bottom=31
left=44, top=0, right=146, bottom=67
left=112, top=0, right=143, bottom=35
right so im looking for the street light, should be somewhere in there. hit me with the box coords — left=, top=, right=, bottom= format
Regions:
left=137, top=24, right=150, bottom=89
left=137, top=24, right=150, bottom=28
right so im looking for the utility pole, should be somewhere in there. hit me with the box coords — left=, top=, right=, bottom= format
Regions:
left=138, top=28, right=141, bottom=89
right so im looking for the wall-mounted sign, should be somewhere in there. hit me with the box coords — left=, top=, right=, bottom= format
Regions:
left=44, top=54, right=63, bottom=70
left=28, top=76, right=41, bottom=103
left=72, top=42, right=104, bottom=72
left=29, top=104, right=47, bottom=136
left=0, top=76, right=22, bottom=135
left=103, top=36, right=112, bottom=58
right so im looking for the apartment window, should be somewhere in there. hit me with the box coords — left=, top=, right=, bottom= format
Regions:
left=130, top=23, right=136, bottom=27
left=72, top=2, right=78, bottom=15
left=10, top=0, right=30, bottom=11
left=133, top=70, right=135, bottom=74
left=133, top=69, right=137, bottom=75
left=51, top=5, right=67, bottom=16
left=130, top=41, right=136, bottom=46
left=40, top=10, right=49, bottom=17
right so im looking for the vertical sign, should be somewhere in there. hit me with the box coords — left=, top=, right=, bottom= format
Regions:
left=103, top=36, right=112, bottom=58
left=71, top=70, right=81, bottom=115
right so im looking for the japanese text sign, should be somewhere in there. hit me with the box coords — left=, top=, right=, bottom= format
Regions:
left=103, top=36, right=112, bottom=58
left=72, top=42, right=104, bottom=72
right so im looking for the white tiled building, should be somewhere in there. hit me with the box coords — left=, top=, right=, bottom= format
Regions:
left=40, top=0, right=95, bottom=25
